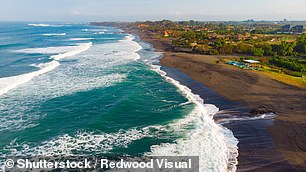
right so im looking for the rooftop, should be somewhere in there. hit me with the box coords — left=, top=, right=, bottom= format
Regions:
left=243, top=60, right=260, bottom=63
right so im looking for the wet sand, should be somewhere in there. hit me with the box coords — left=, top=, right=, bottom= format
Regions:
left=160, top=49, right=306, bottom=172
left=125, top=28, right=306, bottom=171
left=162, top=66, right=295, bottom=171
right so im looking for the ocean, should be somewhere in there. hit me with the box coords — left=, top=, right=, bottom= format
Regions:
left=0, top=22, right=238, bottom=171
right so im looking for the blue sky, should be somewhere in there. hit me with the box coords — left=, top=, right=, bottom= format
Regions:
left=0, top=0, right=305, bottom=21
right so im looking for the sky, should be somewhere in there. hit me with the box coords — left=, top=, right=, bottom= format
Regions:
left=0, top=0, right=305, bottom=22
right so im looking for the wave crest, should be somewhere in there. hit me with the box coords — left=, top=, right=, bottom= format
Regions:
left=28, top=24, right=51, bottom=27
left=28, top=24, right=64, bottom=27
left=1, top=43, right=93, bottom=97
left=145, top=59, right=239, bottom=171
left=42, top=33, right=66, bottom=36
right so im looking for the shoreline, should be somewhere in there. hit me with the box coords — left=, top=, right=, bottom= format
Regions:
left=124, top=28, right=306, bottom=171
left=160, top=66, right=294, bottom=171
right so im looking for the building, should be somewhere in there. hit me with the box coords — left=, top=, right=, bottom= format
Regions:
left=291, top=25, right=303, bottom=34
left=281, top=25, right=290, bottom=33
left=281, top=25, right=304, bottom=34
left=137, top=24, right=149, bottom=28
left=235, top=33, right=251, bottom=40
left=163, top=30, right=171, bottom=37
left=243, top=60, right=261, bottom=67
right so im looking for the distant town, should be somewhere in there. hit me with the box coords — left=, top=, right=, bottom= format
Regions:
left=280, top=24, right=303, bottom=34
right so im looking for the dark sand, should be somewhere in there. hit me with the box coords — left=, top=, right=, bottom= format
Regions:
left=162, top=66, right=295, bottom=172
left=125, top=28, right=306, bottom=171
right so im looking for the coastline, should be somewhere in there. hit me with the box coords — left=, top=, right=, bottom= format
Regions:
left=160, top=66, right=295, bottom=172
left=125, top=28, right=306, bottom=171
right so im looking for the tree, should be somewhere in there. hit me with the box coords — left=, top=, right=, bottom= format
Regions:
left=233, top=43, right=253, bottom=54
left=252, top=48, right=264, bottom=57
left=294, top=35, right=306, bottom=54
left=272, top=41, right=295, bottom=56
left=209, top=49, right=219, bottom=55
left=269, top=56, right=306, bottom=72
left=256, top=43, right=274, bottom=56
left=213, top=40, right=233, bottom=54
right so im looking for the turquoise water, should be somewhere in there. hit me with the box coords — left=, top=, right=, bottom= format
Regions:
left=0, top=22, right=238, bottom=171
left=0, top=22, right=193, bottom=155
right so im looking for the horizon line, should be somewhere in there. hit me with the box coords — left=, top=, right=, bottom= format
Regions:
left=1, top=19, right=306, bottom=23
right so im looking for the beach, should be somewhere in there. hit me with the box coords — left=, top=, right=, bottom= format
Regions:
left=0, top=22, right=304, bottom=171
left=125, top=28, right=306, bottom=171
left=2, top=23, right=248, bottom=172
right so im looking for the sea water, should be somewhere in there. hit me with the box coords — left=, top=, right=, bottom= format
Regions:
left=0, top=22, right=238, bottom=171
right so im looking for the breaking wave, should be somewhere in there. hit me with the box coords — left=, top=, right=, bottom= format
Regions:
left=1, top=43, right=93, bottom=97
left=42, top=33, right=66, bottom=36
left=28, top=24, right=64, bottom=27
left=142, top=48, right=239, bottom=171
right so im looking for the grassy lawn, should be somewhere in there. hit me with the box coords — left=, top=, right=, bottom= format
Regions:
left=260, top=70, right=306, bottom=88
left=222, top=58, right=306, bottom=88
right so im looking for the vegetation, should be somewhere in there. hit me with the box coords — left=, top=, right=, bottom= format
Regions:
left=269, top=56, right=305, bottom=76
left=134, top=20, right=306, bottom=77
left=295, top=35, right=306, bottom=54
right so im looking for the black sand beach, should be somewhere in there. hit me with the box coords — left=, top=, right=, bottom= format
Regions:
left=162, top=66, right=296, bottom=171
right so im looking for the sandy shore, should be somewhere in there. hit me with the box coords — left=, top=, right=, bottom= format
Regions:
left=125, top=28, right=306, bottom=171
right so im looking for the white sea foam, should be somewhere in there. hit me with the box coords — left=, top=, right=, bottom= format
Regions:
left=217, top=112, right=276, bottom=125
left=51, top=43, right=92, bottom=60
left=118, top=34, right=142, bottom=60
left=28, top=24, right=51, bottom=27
left=94, top=31, right=106, bottom=35
left=0, top=61, right=60, bottom=97
left=15, top=43, right=91, bottom=54
left=69, top=38, right=93, bottom=41
left=94, top=34, right=142, bottom=62
left=146, top=61, right=239, bottom=171
left=101, top=38, right=116, bottom=40
left=28, top=24, right=65, bottom=27
left=88, top=29, right=108, bottom=32
left=3, top=128, right=151, bottom=156
left=42, top=33, right=66, bottom=36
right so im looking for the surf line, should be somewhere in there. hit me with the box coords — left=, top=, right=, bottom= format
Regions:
left=0, top=43, right=93, bottom=97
